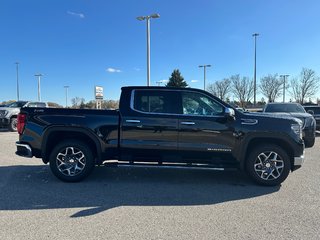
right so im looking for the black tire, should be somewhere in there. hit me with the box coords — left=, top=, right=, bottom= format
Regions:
left=246, top=144, right=291, bottom=186
left=49, top=140, right=95, bottom=182
left=8, top=117, right=17, bottom=132
left=304, top=137, right=315, bottom=148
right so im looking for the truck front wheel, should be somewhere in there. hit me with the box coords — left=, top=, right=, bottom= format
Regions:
left=246, top=145, right=291, bottom=186
left=49, top=140, right=95, bottom=182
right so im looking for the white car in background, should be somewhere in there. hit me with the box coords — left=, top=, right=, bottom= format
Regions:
left=0, top=101, right=48, bottom=131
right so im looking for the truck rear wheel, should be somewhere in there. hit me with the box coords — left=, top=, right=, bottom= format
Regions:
left=49, top=140, right=95, bottom=182
left=246, top=145, right=291, bottom=186
left=9, top=117, right=17, bottom=132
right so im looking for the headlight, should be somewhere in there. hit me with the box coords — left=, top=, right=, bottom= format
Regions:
left=0, top=110, right=8, bottom=117
left=291, top=124, right=302, bottom=139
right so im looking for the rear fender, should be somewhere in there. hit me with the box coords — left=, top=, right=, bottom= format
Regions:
left=41, top=126, right=102, bottom=164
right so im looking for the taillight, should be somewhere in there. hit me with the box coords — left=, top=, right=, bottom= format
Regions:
left=17, top=113, right=27, bottom=135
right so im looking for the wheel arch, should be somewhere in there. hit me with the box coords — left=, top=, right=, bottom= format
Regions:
left=240, top=137, right=295, bottom=171
left=41, top=127, right=102, bottom=164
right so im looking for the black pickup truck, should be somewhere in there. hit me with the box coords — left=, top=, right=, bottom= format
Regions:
left=16, top=86, right=305, bottom=186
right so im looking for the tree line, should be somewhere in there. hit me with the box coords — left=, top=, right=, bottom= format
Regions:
left=70, top=98, right=119, bottom=109
left=2, top=68, right=318, bottom=109
left=165, top=68, right=319, bottom=107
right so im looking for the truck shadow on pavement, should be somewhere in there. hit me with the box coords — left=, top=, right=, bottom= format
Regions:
left=0, top=165, right=280, bottom=218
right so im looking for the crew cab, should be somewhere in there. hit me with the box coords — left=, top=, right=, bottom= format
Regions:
left=15, top=87, right=305, bottom=186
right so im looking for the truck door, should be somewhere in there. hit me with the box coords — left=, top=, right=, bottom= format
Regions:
left=178, top=91, right=236, bottom=164
left=120, top=89, right=179, bottom=162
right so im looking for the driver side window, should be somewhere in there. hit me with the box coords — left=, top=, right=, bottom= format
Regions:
left=182, top=92, right=223, bottom=116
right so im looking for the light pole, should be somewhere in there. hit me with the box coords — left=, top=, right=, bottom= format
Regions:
left=280, top=74, right=289, bottom=103
left=34, top=73, right=43, bottom=101
left=252, top=33, right=259, bottom=106
left=136, top=13, right=160, bottom=87
left=199, top=65, right=211, bottom=90
left=15, top=62, right=20, bottom=101
left=64, top=86, right=69, bottom=108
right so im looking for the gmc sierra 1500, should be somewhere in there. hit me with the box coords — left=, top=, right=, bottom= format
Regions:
left=15, top=86, right=305, bottom=186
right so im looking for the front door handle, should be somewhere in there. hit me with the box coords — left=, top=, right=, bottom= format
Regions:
left=126, top=120, right=141, bottom=123
left=180, top=121, right=195, bottom=125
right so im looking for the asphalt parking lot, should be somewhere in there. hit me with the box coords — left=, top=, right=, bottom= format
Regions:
left=0, top=130, right=319, bottom=240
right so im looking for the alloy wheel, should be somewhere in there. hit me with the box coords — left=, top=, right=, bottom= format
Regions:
left=56, top=147, right=86, bottom=177
left=253, top=151, right=284, bottom=181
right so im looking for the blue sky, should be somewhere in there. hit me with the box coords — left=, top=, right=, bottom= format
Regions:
left=1, top=0, right=319, bottom=105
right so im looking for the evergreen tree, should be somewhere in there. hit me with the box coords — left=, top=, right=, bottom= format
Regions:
left=166, top=69, right=188, bottom=88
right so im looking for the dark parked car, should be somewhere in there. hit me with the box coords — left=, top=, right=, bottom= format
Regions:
left=303, top=106, right=320, bottom=130
left=263, top=103, right=316, bottom=147
left=16, top=86, right=305, bottom=186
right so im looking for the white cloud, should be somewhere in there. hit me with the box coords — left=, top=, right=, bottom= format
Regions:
left=67, top=11, right=85, bottom=19
left=191, top=80, right=199, bottom=83
left=160, top=79, right=169, bottom=83
left=155, top=80, right=168, bottom=85
left=106, top=67, right=121, bottom=73
left=133, top=67, right=141, bottom=71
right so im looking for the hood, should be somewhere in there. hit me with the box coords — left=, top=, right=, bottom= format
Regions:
left=0, top=107, right=21, bottom=111
left=260, top=112, right=313, bottom=127
left=0, top=107, right=15, bottom=111
left=243, top=112, right=303, bottom=125
left=270, top=112, right=311, bottom=118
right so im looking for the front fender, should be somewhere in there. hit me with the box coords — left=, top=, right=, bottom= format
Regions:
left=236, top=132, right=304, bottom=170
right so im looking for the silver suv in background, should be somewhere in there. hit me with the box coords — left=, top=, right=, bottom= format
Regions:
left=0, top=101, right=48, bottom=131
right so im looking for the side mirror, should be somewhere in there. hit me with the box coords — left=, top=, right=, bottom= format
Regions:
left=307, top=110, right=314, bottom=115
left=225, top=107, right=235, bottom=120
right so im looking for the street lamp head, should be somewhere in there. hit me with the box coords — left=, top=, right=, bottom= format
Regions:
left=35, top=73, right=43, bottom=77
left=136, top=16, right=146, bottom=21
left=150, top=13, right=160, bottom=19
left=199, top=65, right=211, bottom=68
left=252, top=33, right=259, bottom=37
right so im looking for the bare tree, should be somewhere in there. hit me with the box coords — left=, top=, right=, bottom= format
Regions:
left=47, top=102, right=63, bottom=108
left=259, top=74, right=283, bottom=102
left=290, top=68, right=319, bottom=104
left=207, top=78, right=231, bottom=101
left=102, top=100, right=119, bottom=109
left=71, top=97, right=85, bottom=108
left=231, top=74, right=254, bottom=107
left=74, top=99, right=120, bottom=109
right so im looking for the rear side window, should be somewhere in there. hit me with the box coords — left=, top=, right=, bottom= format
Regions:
left=133, top=90, right=178, bottom=114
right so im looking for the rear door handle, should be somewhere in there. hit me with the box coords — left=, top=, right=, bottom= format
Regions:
left=180, top=121, right=195, bottom=125
left=126, top=120, right=141, bottom=123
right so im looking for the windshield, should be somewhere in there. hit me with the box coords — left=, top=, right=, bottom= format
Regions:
left=265, top=103, right=306, bottom=113
left=6, top=101, right=28, bottom=108
left=304, top=106, right=320, bottom=114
